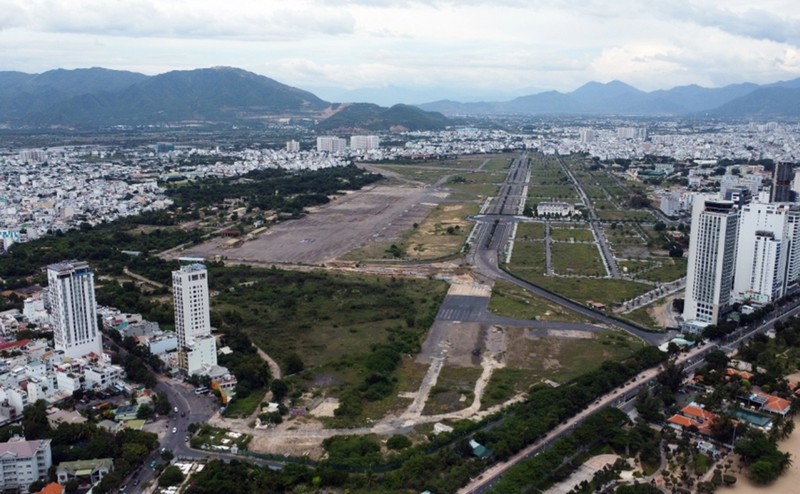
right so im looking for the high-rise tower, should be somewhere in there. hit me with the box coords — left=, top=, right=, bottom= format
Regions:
left=683, top=196, right=740, bottom=328
left=47, top=261, right=102, bottom=359
left=172, top=263, right=217, bottom=375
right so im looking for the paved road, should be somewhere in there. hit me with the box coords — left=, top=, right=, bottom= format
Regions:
left=466, top=215, right=673, bottom=346
left=553, top=152, right=620, bottom=278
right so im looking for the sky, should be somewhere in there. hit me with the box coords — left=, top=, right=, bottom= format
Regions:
left=1, top=0, right=799, bottom=101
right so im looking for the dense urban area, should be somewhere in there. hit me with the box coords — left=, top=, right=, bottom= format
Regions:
left=3, top=116, right=800, bottom=494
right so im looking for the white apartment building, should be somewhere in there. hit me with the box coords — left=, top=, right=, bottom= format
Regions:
left=733, top=203, right=800, bottom=304
left=173, top=264, right=217, bottom=375
left=683, top=196, right=740, bottom=328
left=46, top=261, right=102, bottom=359
left=350, top=135, right=380, bottom=151
left=316, top=136, right=347, bottom=154
left=0, top=436, right=52, bottom=491
left=285, top=140, right=300, bottom=152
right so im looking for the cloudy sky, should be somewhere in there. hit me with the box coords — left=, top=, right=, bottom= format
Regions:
left=1, top=0, right=799, bottom=100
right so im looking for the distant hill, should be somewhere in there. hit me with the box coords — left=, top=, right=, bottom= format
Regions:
left=418, top=78, right=800, bottom=118
left=24, top=67, right=330, bottom=127
left=317, top=103, right=449, bottom=131
left=0, top=67, right=148, bottom=122
left=708, top=87, right=800, bottom=118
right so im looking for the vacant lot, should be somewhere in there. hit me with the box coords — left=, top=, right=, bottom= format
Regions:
left=405, top=203, right=479, bottom=259
left=481, top=329, right=645, bottom=408
left=550, top=226, right=594, bottom=242
left=487, top=280, right=595, bottom=323
left=178, top=185, right=438, bottom=265
left=552, top=243, right=606, bottom=277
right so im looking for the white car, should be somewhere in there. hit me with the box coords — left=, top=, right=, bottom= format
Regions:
left=172, top=427, right=177, bottom=434
left=174, top=406, right=178, bottom=413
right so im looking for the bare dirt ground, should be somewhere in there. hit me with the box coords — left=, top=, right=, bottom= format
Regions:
left=175, top=184, right=439, bottom=265
left=651, top=293, right=681, bottom=328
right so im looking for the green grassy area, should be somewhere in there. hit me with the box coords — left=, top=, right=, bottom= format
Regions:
left=208, top=266, right=446, bottom=425
left=528, top=185, right=580, bottom=200
left=621, top=306, right=660, bottom=330
left=423, top=366, right=482, bottom=415
left=597, top=209, right=655, bottom=221
left=552, top=243, right=606, bottom=276
left=506, top=270, right=651, bottom=308
left=222, top=389, right=265, bottom=418
left=447, top=172, right=502, bottom=197
left=488, top=329, right=647, bottom=406
left=550, top=227, right=594, bottom=242
left=482, top=157, right=513, bottom=172
left=508, top=241, right=546, bottom=270
left=637, top=257, right=687, bottom=283
left=369, top=165, right=451, bottom=185
left=487, top=279, right=595, bottom=323
left=516, top=222, right=546, bottom=240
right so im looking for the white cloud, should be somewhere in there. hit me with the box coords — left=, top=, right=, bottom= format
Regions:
left=0, top=0, right=798, bottom=94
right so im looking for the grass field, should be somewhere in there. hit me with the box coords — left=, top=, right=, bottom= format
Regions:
left=423, top=366, right=482, bottom=415
left=371, top=165, right=451, bottom=185
left=210, top=267, right=447, bottom=367
left=482, top=329, right=646, bottom=408
left=622, top=306, right=660, bottom=330
left=487, top=279, right=595, bottom=323
left=516, top=222, right=546, bottom=240
left=506, top=270, right=651, bottom=307
left=552, top=243, right=606, bottom=276
left=405, top=203, right=478, bottom=259
left=597, top=209, right=655, bottom=221
left=509, top=241, right=546, bottom=271
left=637, top=257, right=687, bottom=283
left=550, top=226, right=594, bottom=242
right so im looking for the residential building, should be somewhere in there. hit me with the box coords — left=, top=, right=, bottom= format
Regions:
left=46, top=261, right=102, bottom=359
left=316, top=136, right=347, bottom=154
left=172, top=264, right=217, bottom=375
left=771, top=162, right=795, bottom=202
left=0, top=436, right=52, bottom=491
left=733, top=202, right=800, bottom=304
left=285, top=140, right=300, bottom=152
left=349, top=135, right=380, bottom=151
left=683, top=196, right=740, bottom=328
left=56, top=458, right=113, bottom=485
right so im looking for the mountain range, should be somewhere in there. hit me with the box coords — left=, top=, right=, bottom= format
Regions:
left=0, top=66, right=798, bottom=129
left=418, top=78, right=800, bottom=118
left=0, top=67, right=448, bottom=130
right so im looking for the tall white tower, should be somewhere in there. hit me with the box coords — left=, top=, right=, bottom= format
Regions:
left=683, top=196, right=740, bottom=328
left=733, top=203, right=800, bottom=304
left=172, top=263, right=217, bottom=374
left=47, top=261, right=102, bottom=359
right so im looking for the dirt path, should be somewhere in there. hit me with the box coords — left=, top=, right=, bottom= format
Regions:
left=254, top=345, right=282, bottom=380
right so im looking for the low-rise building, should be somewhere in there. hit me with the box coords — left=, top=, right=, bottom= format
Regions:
left=56, top=458, right=113, bottom=485
left=536, top=201, right=576, bottom=216
left=0, top=436, right=52, bottom=491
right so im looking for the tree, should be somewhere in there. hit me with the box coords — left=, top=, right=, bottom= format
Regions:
left=136, top=404, right=154, bottom=420
left=387, top=434, right=412, bottom=450
left=285, top=353, right=304, bottom=375
left=270, top=379, right=288, bottom=402
left=22, top=400, right=50, bottom=439
left=159, top=465, right=185, bottom=487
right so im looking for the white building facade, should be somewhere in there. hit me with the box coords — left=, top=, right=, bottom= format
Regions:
left=0, top=437, right=52, bottom=491
left=733, top=203, right=800, bottom=304
left=172, top=264, right=217, bottom=375
left=316, top=136, right=347, bottom=154
left=349, top=135, right=380, bottom=151
left=683, top=196, right=740, bottom=327
left=46, top=261, right=102, bottom=360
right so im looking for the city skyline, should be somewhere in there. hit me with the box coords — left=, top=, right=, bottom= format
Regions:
left=0, top=0, right=798, bottom=102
